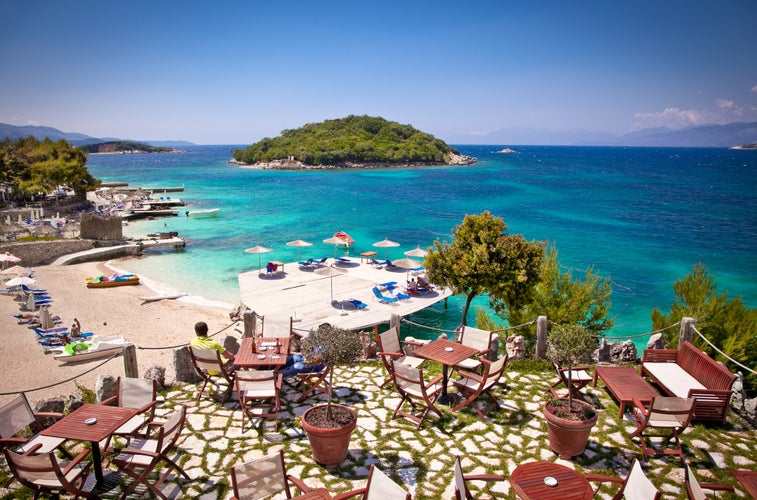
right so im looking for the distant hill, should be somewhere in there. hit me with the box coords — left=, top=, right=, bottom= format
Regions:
left=233, top=115, right=474, bottom=167
left=0, top=122, right=194, bottom=148
left=78, top=141, right=174, bottom=154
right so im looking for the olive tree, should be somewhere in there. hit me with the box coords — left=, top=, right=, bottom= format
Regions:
left=425, top=211, right=543, bottom=326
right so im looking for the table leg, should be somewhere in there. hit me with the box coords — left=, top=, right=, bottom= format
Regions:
left=438, top=365, right=456, bottom=405
left=84, top=440, right=122, bottom=494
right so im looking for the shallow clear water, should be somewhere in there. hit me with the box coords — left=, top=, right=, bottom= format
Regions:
left=86, top=145, right=757, bottom=349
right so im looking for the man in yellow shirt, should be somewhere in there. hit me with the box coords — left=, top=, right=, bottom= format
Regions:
left=190, top=321, right=235, bottom=374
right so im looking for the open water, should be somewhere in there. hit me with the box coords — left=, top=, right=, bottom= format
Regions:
left=85, top=145, right=757, bottom=349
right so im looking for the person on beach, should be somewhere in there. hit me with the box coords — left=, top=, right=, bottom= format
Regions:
left=190, top=321, right=235, bottom=373
left=70, top=318, right=81, bottom=338
left=407, top=278, right=417, bottom=297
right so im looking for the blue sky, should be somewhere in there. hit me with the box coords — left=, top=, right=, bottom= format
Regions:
left=2, top=1, right=756, bottom=145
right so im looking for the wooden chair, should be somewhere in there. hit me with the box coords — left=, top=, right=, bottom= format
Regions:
left=332, top=464, right=411, bottom=499
left=189, top=345, right=236, bottom=404
left=3, top=444, right=98, bottom=499
left=112, top=404, right=190, bottom=499
left=230, top=449, right=321, bottom=500
left=101, top=377, right=158, bottom=439
left=390, top=359, right=443, bottom=429
left=684, top=462, right=734, bottom=499
left=454, top=326, right=495, bottom=371
left=376, top=326, right=424, bottom=389
left=453, top=455, right=505, bottom=500
left=295, top=365, right=332, bottom=403
left=0, top=393, right=66, bottom=456
left=451, top=354, right=509, bottom=420
left=235, top=370, right=282, bottom=432
left=584, top=458, right=660, bottom=500
left=630, top=395, right=694, bottom=462
left=548, top=361, right=593, bottom=402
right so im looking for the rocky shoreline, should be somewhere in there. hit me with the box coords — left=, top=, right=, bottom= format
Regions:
left=229, top=152, right=476, bottom=170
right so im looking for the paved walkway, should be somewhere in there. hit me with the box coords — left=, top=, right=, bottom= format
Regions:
left=3, top=363, right=756, bottom=499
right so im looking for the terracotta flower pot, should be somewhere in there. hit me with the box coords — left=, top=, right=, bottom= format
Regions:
left=301, top=404, right=357, bottom=467
left=542, top=400, right=598, bottom=459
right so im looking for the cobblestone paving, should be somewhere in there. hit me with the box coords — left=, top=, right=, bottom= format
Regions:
left=3, top=362, right=756, bottom=499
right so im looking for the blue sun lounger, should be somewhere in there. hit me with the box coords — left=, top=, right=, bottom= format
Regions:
left=372, top=287, right=398, bottom=303
left=349, top=299, right=367, bottom=310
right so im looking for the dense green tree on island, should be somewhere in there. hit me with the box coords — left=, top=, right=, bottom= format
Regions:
left=0, top=136, right=98, bottom=202
left=424, top=211, right=544, bottom=327
left=233, top=115, right=462, bottom=166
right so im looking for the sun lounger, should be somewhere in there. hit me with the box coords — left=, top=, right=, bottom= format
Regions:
left=372, top=287, right=398, bottom=303
left=349, top=299, right=367, bottom=310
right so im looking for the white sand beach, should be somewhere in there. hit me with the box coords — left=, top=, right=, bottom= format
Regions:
left=0, top=262, right=235, bottom=407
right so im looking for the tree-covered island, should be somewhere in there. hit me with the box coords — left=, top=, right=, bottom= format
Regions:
left=78, top=141, right=175, bottom=154
left=232, top=115, right=475, bottom=169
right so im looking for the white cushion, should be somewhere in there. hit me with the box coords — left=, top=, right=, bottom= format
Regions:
left=644, top=362, right=706, bottom=398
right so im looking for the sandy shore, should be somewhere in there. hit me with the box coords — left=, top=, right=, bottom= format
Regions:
left=1, top=261, right=237, bottom=407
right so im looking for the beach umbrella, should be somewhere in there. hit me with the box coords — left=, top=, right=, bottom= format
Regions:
left=0, top=252, right=22, bottom=269
left=244, top=244, right=273, bottom=271
left=390, top=257, right=425, bottom=282
left=323, top=236, right=349, bottom=257
left=39, top=306, right=54, bottom=330
left=373, top=237, right=400, bottom=261
left=1, top=265, right=31, bottom=276
left=314, top=264, right=347, bottom=302
left=404, top=245, right=429, bottom=258
left=5, top=276, right=35, bottom=288
left=286, top=238, right=313, bottom=261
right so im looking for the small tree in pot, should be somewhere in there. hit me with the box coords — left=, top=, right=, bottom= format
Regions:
left=543, top=323, right=598, bottom=459
left=300, top=323, right=363, bottom=466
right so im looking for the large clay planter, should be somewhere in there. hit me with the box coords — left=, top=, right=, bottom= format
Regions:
left=543, top=401, right=598, bottom=459
left=301, top=404, right=357, bottom=467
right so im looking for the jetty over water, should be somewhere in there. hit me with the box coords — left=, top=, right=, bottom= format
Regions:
left=51, top=237, right=186, bottom=265
left=238, top=257, right=452, bottom=335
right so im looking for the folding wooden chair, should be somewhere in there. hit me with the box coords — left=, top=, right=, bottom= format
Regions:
left=377, top=326, right=424, bottom=389
left=548, top=361, right=593, bottom=402
left=630, top=395, right=694, bottom=462
left=112, top=405, right=190, bottom=499
left=189, top=345, right=236, bottom=404
left=235, top=370, right=282, bottom=432
left=230, top=449, right=322, bottom=500
left=452, top=354, right=509, bottom=420
left=0, top=393, right=67, bottom=456
left=390, top=359, right=443, bottom=429
left=453, top=455, right=505, bottom=500
left=101, top=377, right=158, bottom=439
left=585, top=458, right=660, bottom=499
left=296, top=365, right=332, bottom=403
left=454, top=326, right=495, bottom=371
left=332, top=464, right=411, bottom=499
left=3, top=445, right=97, bottom=499
left=684, top=462, right=734, bottom=499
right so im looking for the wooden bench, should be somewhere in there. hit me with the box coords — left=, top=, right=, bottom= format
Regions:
left=641, top=341, right=735, bottom=423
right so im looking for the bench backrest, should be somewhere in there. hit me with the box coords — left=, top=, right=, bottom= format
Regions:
left=677, top=341, right=736, bottom=391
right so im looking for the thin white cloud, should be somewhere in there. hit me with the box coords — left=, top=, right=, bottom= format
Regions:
left=751, top=85, right=757, bottom=93
left=631, top=107, right=706, bottom=130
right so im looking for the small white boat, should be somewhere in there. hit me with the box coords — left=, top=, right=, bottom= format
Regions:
left=52, top=335, right=132, bottom=363
left=139, top=292, right=188, bottom=302
left=495, top=147, right=517, bottom=154
left=185, top=208, right=221, bottom=218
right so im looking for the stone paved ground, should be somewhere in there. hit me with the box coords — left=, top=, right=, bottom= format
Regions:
left=3, top=361, right=756, bottom=499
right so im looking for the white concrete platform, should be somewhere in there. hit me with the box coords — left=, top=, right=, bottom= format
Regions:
left=237, top=257, right=451, bottom=336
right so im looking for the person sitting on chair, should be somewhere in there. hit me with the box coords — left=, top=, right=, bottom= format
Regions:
left=190, top=321, right=235, bottom=373
left=417, top=276, right=433, bottom=289
left=280, top=352, right=325, bottom=381
left=406, top=278, right=418, bottom=296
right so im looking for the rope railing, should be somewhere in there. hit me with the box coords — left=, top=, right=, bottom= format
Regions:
left=0, top=352, right=120, bottom=396
left=692, top=325, right=757, bottom=376
left=547, top=319, right=681, bottom=340
left=400, top=317, right=457, bottom=334
left=491, top=319, right=536, bottom=334
left=137, top=320, right=239, bottom=351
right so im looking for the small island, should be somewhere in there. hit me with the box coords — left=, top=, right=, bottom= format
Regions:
left=730, top=143, right=757, bottom=150
left=79, top=141, right=177, bottom=154
left=231, top=115, right=475, bottom=169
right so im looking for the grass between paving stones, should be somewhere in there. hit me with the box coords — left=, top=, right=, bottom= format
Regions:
left=1, top=359, right=755, bottom=499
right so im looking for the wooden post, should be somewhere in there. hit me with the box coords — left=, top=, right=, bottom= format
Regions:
left=679, top=317, right=695, bottom=348
left=123, top=344, right=138, bottom=378
left=390, top=314, right=400, bottom=330
left=242, top=310, right=255, bottom=338
left=536, top=315, right=548, bottom=360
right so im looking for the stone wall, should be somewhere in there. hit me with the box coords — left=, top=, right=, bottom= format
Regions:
left=0, top=240, right=114, bottom=266
left=80, top=213, right=123, bottom=240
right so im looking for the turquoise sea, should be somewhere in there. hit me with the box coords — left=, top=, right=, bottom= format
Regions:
left=85, top=145, right=757, bottom=350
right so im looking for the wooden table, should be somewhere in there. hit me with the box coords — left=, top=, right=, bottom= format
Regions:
left=271, top=260, right=284, bottom=272
left=733, top=470, right=757, bottom=498
left=41, top=404, right=137, bottom=493
left=412, top=338, right=479, bottom=404
left=510, top=461, right=593, bottom=500
left=594, top=366, right=659, bottom=419
left=234, top=337, right=290, bottom=370
left=360, top=251, right=377, bottom=263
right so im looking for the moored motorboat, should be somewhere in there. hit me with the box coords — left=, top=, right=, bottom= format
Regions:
left=86, top=274, right=140, bottom=288
left=185, top=208, right=221, bottom=218
left=52, top=335, right=132, bottom=363
left=333, top=231, right=354, bottom=247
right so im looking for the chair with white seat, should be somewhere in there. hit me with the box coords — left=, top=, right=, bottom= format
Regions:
left=230, top=449, right=321, bottom=500
left=332, top=464, right=411, bottom=499
left=630, top=395, right=694, bottom=462
left=189, top=345, right=236, bottom=404
left=454, top=326, right=495, bottom=371
left=548, top=361, right=593, bottom=402
left=376, top=326, right=425, bottom=389
left=390, top=360, right=443, bottom=429
left=584, top=458, right=661, bottom=499
left=101, top=377, right=158, bottom=439
left=453, top=455, right=505, bottom=500
left=0, top=393, right=66, bottom=456
left=684, top=462, right=734, bottom=499
left=235, top=370, right=282, bottom=432
left=3, top=445, right=97, bottom=499
left=452, top=354, right=509, bottom=420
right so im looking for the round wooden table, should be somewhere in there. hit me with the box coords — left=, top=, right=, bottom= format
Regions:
left=510, top=461, right=593, bottom=500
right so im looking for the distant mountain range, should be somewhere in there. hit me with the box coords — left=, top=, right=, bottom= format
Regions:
left=0, top=123, right=194, bottom=148
left=2, top=121, right=757, bottom=148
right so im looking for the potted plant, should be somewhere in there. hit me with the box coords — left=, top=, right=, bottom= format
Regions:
left=300, top=323, right=363, bottom=467
left=542, top=324, right=598, bottom=459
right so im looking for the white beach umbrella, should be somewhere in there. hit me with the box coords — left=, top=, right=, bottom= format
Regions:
left=390, top=257, right=425, bottom=282
left=5, top=276, right=35, bottom=288
left=373, top=237, right=400, bottom=261
left=0, top=251, right=22, bottom=263
left=286, top=238, right=313, bottom=261
left=314, top=264, right=347, bottom=302
left=40, top=306, right=54, bottom=330
left=404, top=245, right=429, bottom=258
left=323, top=236, right=349, bottom=257
left=244, top=244, right=273, bottom=271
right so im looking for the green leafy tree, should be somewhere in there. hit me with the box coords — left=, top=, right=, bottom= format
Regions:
left=509, top=244, right=615, bottom=339
left=546, top=324, right=596, bottom=411
left=425, top=211, right=543, bottom=326
left=651, top=263, right=757, bottom=387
